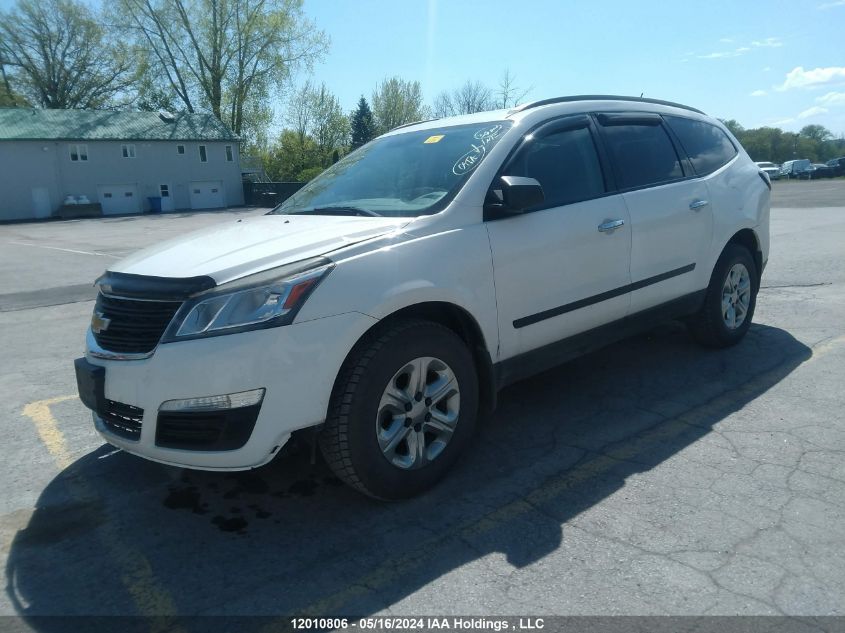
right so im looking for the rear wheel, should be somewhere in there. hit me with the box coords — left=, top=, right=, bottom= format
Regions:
left=319, top=320, right=478, bottom=500
left=687, top=244, right=758, bottom=348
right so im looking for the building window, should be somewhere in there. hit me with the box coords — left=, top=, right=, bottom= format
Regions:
left=198, top=145, right=207, bottom=162
left=177, top=145, right=185, bottom=155
left=121, top=144, right=136, bottom=158
left=160, top=185, right=170, bottom=198
left=225, top=145, right=233, bottom=162
left=69, top=144, right=88, bottom=162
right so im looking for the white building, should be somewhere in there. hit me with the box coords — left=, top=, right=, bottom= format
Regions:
left=0, top=108, right=244, bottom=221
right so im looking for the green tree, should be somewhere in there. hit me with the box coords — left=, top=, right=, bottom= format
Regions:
left=119, top=0, right=327, bottom=139
left=799, top=124, right=832, bottom=143
left=0, top=59, right=30, bottom=106
left=350, top=96, right=376, bottom=150
left=311, top=83, right=349, bottom=163
left=0, top=0, right=134, bottom=108
left=134, top=53, right=182, bottom=112
left=261, top=129, right=320, bottom=181
left=284, top=81, right=348, bottom=166
left=719, top=119, right=745, bottom=138
left=371, top=77, right=429, bottom=134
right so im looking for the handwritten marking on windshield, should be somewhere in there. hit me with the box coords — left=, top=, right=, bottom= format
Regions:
left=452, top=125, right=505, bottom=176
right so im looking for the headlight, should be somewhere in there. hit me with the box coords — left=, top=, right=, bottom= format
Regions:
left=162, top=258, right=334, bottom=341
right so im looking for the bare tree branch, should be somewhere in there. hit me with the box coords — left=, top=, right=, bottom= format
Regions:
left=0, top=0, right=134, bottom=108
left=118, top=0, right=327, bottom=138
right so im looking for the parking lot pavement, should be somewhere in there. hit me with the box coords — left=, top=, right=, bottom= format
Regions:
left=0, top=188, right=844, bottom=624
left=769, top=177, right=845, bottom=208
left=0, top=207, right=264, bottom=300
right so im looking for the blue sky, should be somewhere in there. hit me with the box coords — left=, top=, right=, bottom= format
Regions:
left=2, top=0, right=844, bottom=134
left=302, top=0, right=845, bottom=134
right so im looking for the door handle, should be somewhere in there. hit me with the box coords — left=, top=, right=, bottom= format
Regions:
left=689, top=199, right=709, bottom=211
left=598, top=219, right=625, bottom=233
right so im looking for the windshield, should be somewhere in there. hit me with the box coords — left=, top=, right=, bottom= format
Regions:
left=271, top=121, right=512, bottom=217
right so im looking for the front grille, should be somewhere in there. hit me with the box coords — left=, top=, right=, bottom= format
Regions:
left=92, top=293, right=181, bottom=354
left=100, top=399, right=144, bottom=440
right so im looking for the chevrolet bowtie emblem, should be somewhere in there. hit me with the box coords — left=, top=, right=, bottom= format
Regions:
left=91, top=311, right=111, bottom=334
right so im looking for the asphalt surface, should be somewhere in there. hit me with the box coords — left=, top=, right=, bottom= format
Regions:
left=0, top=182, right=844, bottom=626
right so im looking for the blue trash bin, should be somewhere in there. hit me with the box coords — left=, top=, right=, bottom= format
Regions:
left=147, top=196, right=162, bottom=213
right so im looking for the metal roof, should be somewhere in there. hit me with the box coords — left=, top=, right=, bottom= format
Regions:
left=0, top=108, right=239, bottom=142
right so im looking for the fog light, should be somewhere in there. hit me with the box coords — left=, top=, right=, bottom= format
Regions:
left=159, top=388, right=265, bottom=412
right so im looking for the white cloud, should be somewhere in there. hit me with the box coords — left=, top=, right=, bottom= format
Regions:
left=750, top=90, right=767, bottom=97
left=763, top=66, right=772, bottom=72
left=818, top=0, right=845, bottom=8
left=696, top=37, right=781, bottom=61
left=698, top=46, right=750, bottom=59
left=776, top=66, right=845, bottom=90
left=751, top=37, right=783, bottom=48
left=798, top=106, right=829, bottom=119
left=816, top=91, right=845, bottom=106
left=771, top=117, right=795, bottom=126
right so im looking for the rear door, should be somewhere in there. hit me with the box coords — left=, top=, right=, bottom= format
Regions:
left=596, top=113, right=712, bottom=313
left=486, top=116, right=632, bottom=360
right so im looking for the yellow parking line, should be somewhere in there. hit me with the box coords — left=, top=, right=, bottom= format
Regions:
left=807, top=333, right=845, bottom=362
left=21, top=396, right=77, bottom=469
left=21, top=396, right=184, bottom=629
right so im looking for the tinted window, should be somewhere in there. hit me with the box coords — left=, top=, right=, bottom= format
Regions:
left=503, top=126, right=605, bottom=207
left=601, top=123, right=683, bottom=189
left=665, top=116, right=737, bottom=175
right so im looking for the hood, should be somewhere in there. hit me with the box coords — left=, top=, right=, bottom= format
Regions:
left=110, top=214, right=410, bottom=283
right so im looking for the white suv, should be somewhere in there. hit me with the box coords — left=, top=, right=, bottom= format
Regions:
left=75, top=96, right=770, bottom=499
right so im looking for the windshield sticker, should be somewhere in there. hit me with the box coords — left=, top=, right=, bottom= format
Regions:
left=452, top=124, right=505, bottom=176
left=424, top=134, right=445, bottom=144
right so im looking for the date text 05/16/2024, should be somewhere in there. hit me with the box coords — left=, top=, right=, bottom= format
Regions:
left=290, top=617, right=546, bottom=631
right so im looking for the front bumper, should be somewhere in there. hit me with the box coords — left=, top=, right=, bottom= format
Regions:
left=79, top=311, right=378, bottom=470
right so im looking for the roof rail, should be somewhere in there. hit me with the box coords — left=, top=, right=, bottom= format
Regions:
left=390, top=118, right=437, bottom=132
left=508, top=95, right=705, bottom=116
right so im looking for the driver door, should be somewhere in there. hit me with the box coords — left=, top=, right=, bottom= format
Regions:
left=485, top=116, right=632, bottom=362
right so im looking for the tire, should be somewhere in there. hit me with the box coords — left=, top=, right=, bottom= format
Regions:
left=687, top=243, right=758, bottom=348
left=319, top=319, right=479, bottom=500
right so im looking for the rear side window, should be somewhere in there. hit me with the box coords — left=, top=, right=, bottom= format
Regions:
left=665, top=116, right=737, bottom=175
left=503, top=126, right=605, bottom=207
left=600, top=123, right=683, bottom=189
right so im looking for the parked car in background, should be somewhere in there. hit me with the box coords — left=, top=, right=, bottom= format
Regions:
left=755, top=161, right=781, bottom=180
left=799, top=163, right=833, bottom=180
left=826, top=157, right=845, bottom=177
left=779, top=159, right=811, bottom=179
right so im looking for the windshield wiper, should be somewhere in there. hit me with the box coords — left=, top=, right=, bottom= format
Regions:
left=294, top=206, right=382, bottom=217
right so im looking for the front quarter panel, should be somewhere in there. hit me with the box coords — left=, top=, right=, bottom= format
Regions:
left=296, top=223, right=499, bottom=359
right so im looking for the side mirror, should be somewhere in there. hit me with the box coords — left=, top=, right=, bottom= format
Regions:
left=485, top=176, right=545, bottom=220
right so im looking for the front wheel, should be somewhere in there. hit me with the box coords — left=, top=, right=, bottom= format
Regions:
left=319, top=320, right=478, bottom=500
left=687, top=244, right=758, bottom=348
